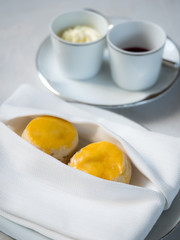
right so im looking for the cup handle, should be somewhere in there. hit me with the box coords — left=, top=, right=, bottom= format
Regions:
left=84, top=8, right=113, bottom=29
left=162, top=58, right=179, bottom=69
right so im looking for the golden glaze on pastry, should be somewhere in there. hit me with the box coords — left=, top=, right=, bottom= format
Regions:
left=22, top=116, right=78, bottom=163
left=69, top=141, right=132, bottom=183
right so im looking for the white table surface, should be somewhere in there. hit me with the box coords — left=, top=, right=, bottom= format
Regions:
left=1, top=0, right=180, bottom=239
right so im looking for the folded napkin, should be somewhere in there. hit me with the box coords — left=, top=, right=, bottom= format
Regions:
left=0, top=84, right=180, bottom=240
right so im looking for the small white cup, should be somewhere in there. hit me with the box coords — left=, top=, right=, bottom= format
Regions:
left=50, top=10, right=109, bottom=80
left=107, top=20, right=166, bottom=91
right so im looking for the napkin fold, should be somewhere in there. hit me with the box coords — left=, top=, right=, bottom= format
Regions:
left=0, top=84, right=180, bottom=240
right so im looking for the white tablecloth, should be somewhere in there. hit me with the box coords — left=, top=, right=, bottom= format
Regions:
left=1, top=0, right=180, bottom=239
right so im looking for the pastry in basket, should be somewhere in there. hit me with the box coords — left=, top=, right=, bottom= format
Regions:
left=21, top=116, right=78, bottom=163
left=69, top=141, right=132, bottom=183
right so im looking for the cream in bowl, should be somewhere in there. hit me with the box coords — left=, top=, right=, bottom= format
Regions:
left=50, top=10, right=109, bottom=79
left=60, top=25, right=101, bottom=43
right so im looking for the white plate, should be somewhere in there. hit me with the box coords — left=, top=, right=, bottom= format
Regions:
left=36, top=18, right=180, bottom=108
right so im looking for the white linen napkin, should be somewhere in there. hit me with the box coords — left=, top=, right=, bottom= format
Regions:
left=0, top=84, right=180, bottom=240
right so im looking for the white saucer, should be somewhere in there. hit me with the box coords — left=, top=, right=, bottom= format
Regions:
left=36, top=18, right=180, bottom=108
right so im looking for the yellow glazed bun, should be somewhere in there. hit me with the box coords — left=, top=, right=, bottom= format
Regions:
left=21, top=116, right=78, bottom=163
left=69, top=141, right=132, bottom=183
